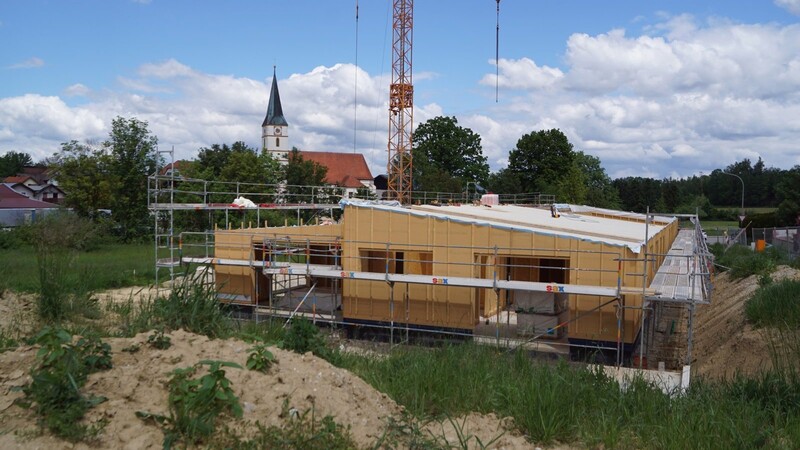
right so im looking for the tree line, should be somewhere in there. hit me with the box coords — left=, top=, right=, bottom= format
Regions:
left=3, top=115, right=799, bottom=242
left=412, top=116, right=799, bottom=226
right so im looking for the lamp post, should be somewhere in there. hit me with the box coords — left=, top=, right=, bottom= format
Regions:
left=721, top=171, right=745, bottom=221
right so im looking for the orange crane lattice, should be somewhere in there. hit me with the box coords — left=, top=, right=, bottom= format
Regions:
left=387, top=0, right=413, bottom=204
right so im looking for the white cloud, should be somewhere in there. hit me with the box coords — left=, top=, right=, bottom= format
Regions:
left=480, top=57, right=563, bottom=90
left=776, top=0, right=800, bottom=15
left=3, top=14, right=800, bottom=181
left=9, top=57, right=44, bottom=69
left=64, top=84, right=90, bottom=97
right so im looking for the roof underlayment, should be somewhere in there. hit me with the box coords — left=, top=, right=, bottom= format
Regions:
left=339, top=199, right=674, bottom=254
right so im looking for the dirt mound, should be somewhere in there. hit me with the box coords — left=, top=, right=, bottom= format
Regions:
left=692, top=265, right=800, bottom=379
left=0, top=328, right=536, bottom=449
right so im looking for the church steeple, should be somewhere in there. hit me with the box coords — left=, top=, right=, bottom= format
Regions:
left=263, top=66, right=288, bottom=127
left=262, top=66, right=290, bottom=162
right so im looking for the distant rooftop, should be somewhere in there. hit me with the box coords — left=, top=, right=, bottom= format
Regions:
left=300, top=151, right=373, bottom=188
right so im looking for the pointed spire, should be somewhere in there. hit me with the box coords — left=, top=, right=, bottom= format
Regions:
left=263, top=66, right=288, bottom=127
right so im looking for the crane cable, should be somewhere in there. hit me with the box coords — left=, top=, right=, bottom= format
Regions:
left=495, top=0, right=500, bottom=103
left=353, top=0, right=359, bottom=153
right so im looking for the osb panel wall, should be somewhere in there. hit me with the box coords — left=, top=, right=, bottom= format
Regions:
left=341, top=205, right=651, bottom=336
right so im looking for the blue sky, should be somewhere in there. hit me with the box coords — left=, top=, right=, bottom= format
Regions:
left=2, top=0, right=800, bottom=180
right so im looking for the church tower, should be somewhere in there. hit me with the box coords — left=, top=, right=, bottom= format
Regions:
left=262, top=67, right=290, bottom=163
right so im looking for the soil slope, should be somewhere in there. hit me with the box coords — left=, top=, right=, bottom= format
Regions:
left=692, top=266, right=800, bottom=379
left=0, top=328, right=533, bottom=449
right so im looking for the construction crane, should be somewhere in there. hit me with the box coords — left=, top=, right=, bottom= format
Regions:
left=387, top=0, right=414, bottom=204
left=386, top=1, right=500, bottom=204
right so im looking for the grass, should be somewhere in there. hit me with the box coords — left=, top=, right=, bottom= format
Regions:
left=0, top=243, right=157, bottom=293
left=746, top=279, right=800, bottom=329
left=332, top=343, right=800, bottom=448
left=700, top=220, right=739, bottom=229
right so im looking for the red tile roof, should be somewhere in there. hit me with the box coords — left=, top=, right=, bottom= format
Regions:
left=159, top=160, right=193, bottom=176
left=0, top=185, right=60, bottom=209
left=3, top=176, right=35, bottom=184
left=298, top=151, right=373, bottom=188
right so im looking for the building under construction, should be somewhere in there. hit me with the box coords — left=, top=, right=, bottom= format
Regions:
left=153, top=180, right=710, bottom=365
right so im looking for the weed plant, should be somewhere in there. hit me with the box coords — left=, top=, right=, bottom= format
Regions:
left=147, top=329, right=172, bottom=349
left=246, top=343, right=276, bottom=373
left=17, top=327, right=111, bottom=441
left=282, top=317, right=329, bottom=357
left=745, top=279, right=800, bottom=329
left=109, top=268, right=231, bottom=339
left=215, top=401, right=357, bottom=450
left=712, top=244, right=792, bottom=279
left=137, top=360, right=243, bottom=449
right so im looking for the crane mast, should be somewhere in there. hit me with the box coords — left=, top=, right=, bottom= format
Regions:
left=387, top=0, right=413, bottom=204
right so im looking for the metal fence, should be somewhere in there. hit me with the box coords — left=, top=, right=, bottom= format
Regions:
left=0, top=208, right=59, bottom=227
left=751, top=226, right=800, bottom=259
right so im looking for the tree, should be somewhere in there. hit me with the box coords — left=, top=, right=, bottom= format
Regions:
left=507, top=129, right=575, bottom=193
left=217, top=142, right=282, bottom=186
left=412, top=116, right=489, bottom=192
left=613, top=177, right=663, bottom=212
left=485, top=168, right=523, bottom=195
left=570, top=152, right=621, bottom=208
left=284, top=149, right=328, bottom=203
left=50, top=141, right=115, bottom=217
left=105, top=116, right=159, bottom=242
left=776, top=165, right=800, bottom=226
left=0, top=151, right=34, bottom=178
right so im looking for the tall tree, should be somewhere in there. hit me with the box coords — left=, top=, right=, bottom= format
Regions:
left=412, top=116, right=489, bottom=192
left=0, top=151, right=33, bottom=178
left=572, top=152, right=621, bottom=209
left=50, top=141, right=115, bottom=217
left=507, top=129, right=575, bottom=193
left=485, top=168, right=523, bottom=195
left=284, top=149, right=328, bottom=203
left=105, top=117, right=159, bottom=242
left=776, top=165, right=800, bottom=225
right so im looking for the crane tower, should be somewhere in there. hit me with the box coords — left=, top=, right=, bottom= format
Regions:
left=387, top=0, right=413, bottom=204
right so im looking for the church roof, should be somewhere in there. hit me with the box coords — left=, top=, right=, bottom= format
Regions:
left=299, top=151, right=373, bottom=188
left=262, top=69, right=288, bottom=127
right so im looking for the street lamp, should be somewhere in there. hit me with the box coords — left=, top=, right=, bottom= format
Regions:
left=721, top=171, right=745, bottom=221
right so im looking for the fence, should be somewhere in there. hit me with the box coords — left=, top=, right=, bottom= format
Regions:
left=0, top=208, right=60, bottom=227
left=751, top=226, right=800, bottom=259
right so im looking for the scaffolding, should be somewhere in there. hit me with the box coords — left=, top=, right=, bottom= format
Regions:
left=148, top=169, right=712, bottom=371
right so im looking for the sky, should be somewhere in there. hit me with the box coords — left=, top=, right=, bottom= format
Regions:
left=2, top=0, right=800, bottom=180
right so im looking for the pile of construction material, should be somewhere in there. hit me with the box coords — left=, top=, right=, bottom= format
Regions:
left=515, top=291, right=568, bottom=338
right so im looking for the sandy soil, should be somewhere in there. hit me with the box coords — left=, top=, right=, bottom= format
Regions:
left=692, top=265, right=800, bottom=379
left=0, top=327, right=536, bottom=449
left=6, top=260, right=796, bottom=447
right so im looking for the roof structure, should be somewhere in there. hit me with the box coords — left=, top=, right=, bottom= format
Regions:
left=0, top=184, right=60, bottom=209
left=262, top=68, right=288, bottom=127
left=300, top=151, right=373, bottom=188
left=3, top=175, right=35, bottom=184
left=340, top=199, right=674, bottom=253
left=159, top=160, right=193, bottom=176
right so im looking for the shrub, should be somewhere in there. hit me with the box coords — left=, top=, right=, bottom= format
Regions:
left=17, top=327, right=111, bottom=441
left=282, top=318, right=328, bottom=358
left=0, top=228, right=23, bottom=249
left=137, top=360, right=243, bottom=448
